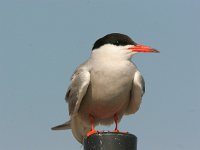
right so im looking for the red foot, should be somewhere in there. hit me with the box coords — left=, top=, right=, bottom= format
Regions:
left=112, top=129, right=119, bottom=132
left=87, top=129, right=98, bottom=137
left=87, top=114, right=97, bottom=137
left=119, top=131, right=128, bottom=134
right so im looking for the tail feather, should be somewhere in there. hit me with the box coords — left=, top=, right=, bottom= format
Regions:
left=52, top=117, right=91, bottom=144
left=51, top=120, right=71, bottom=130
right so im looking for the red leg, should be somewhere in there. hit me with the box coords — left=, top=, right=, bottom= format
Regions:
left=113, top=113, right=119, bottom=132
left=87, top=114, right=97, bottom=137
left=112, top=113, right=128, bottom=134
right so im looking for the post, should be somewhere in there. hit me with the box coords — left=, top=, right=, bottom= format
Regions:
left=83, top=132, right=137, bottom=150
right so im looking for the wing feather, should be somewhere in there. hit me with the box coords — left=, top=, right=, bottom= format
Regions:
left=125, top=71, right=145, bottom=115
left=65, top=69, right=90, bottom=116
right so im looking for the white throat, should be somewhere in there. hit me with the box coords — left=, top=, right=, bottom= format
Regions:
left=91, top=44, right=136, bottom=61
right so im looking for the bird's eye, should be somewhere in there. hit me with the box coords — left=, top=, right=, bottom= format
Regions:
left=114, top=40, right=119, bottom=45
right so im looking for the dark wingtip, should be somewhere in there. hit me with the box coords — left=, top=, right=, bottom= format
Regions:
left=51, top=121, right=71, bottom=130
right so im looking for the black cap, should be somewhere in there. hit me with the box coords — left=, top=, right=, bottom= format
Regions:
left=92, top=33, right=137, bottom=50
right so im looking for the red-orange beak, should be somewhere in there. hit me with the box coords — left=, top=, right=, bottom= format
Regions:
left=128, top=44, right=159, bottom=53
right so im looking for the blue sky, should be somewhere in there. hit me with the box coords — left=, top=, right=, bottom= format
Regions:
left=0, top=0, right=200, bottom=150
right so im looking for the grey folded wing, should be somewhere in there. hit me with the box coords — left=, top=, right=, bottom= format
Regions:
left=126, top=71, right=145, bottom=114
left=65, top=69, right=90, bottom=116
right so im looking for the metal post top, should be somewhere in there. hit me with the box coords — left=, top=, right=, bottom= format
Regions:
left=84, top=132, right=137, bottom=150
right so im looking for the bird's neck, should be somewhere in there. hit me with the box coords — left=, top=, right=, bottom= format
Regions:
left=91, top=45, right=134, bottom=61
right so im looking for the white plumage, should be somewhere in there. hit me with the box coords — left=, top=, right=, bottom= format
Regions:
left=52, top=33, right=159, bottom=143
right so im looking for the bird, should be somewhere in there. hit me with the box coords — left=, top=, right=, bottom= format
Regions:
left=52, top=33, right=159, bottom=143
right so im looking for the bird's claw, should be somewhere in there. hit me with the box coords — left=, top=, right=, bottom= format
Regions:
left=112, top=129, right=120, bottom=132
left=87, top=129, right=98, bottom=137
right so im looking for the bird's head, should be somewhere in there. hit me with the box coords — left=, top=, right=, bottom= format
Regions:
left=92, top=33, right=159, bottom=59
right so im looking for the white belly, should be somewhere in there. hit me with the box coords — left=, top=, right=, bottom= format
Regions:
left=79, top=61, right=136, bottom=124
